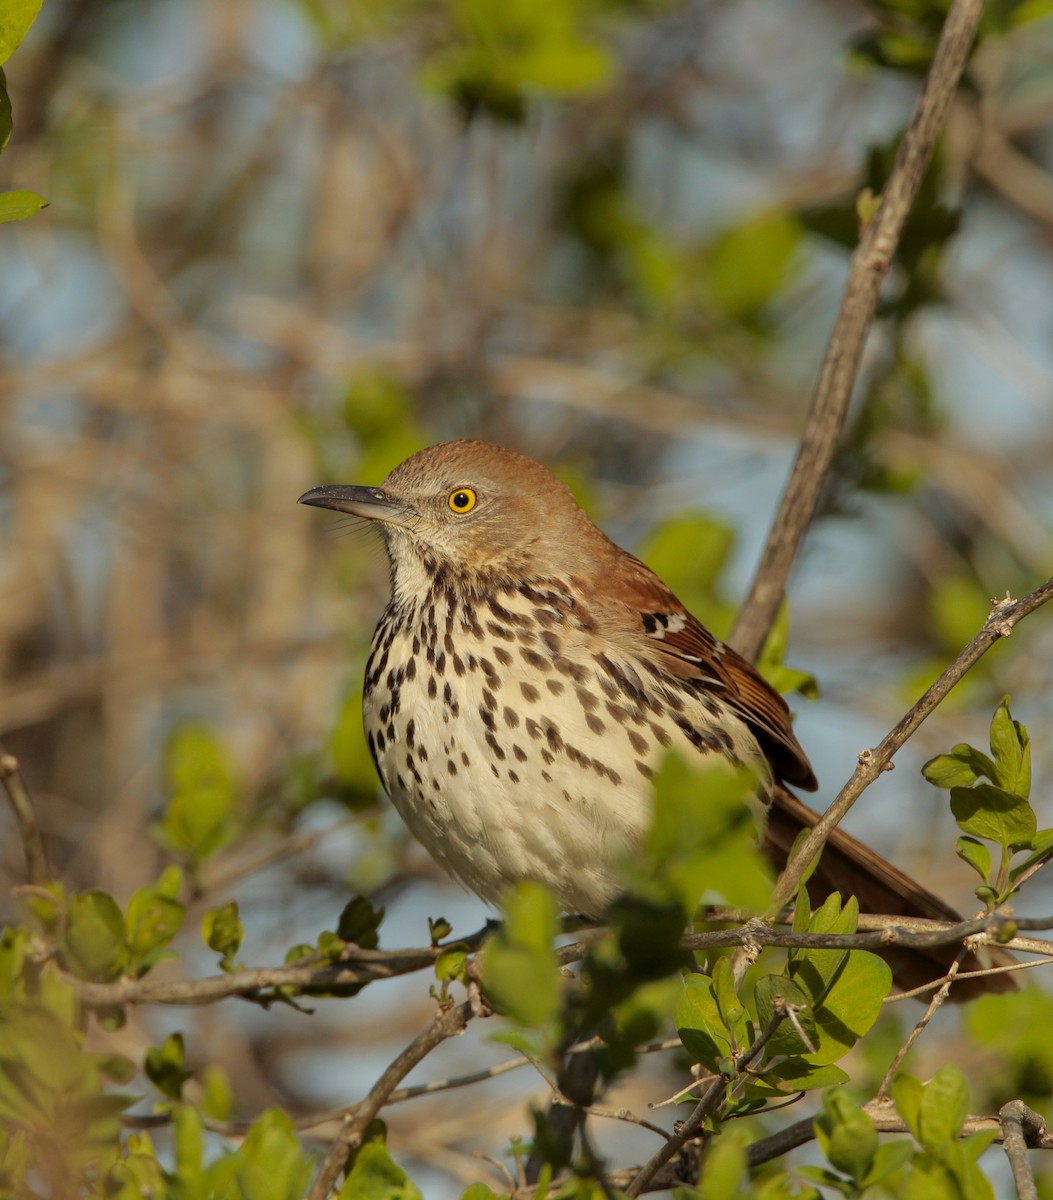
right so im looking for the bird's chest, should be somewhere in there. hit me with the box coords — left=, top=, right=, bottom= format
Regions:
left=360, top=585, right=761, bottom=913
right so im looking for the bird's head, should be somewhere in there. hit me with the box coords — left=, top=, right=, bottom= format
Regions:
left=299, top=440, right=609, bottom=594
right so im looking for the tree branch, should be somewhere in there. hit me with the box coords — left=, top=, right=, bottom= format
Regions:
left=730, top=0, right=986, bottom=661
left=768, top=577, right=1053, bottom=918
left=305, top=999, right=473, bottom=1200
left=0, top=746, right=50, bottom=886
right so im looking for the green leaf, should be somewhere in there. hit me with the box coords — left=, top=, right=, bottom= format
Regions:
left=0, top=189, right=47, bottom=222
left=1008, top=827, right=1053, bottom=887
left=435, top=944, right=470, bottom=985
left=694, top=1126, right=748, bottom=1200
left=203, top=901, right=244, bottom=972
left=753, top=973, right=816, bottom=1058
left=814, top=1090, right=878, bottom=1184
left=339, top=1140, right=422, bottom=1200
left=706, top=210, right=802, bottom=321
left=916, top=1064, right=970, bottom=1152
left=233, top=1110, right=313, bottom=1200
left=157, top=723, right=239, bottom=866
left=675, top=974, right=730, bottom=1070
left=789, top=894, right=891, bottom=1064
left=145, top=1033, right=191, bottom=1102
left=0, top=0, right=43, bottom=65
left=950, top=783, right=1037, bottom=850
left=336, top=895, right=384, bottom=948
left=745, top=1060, right=849, bottom=1096
left=200, top=1064, right=235, bottom=1121
left=460, top=1186, right=500, bottom=1200
left=0, top=69, right=11, bottom=153
left=63, top=890, right=129, bottom=981
left=125, top=873, right=185, bottom=973
left=480, top=881, right=560, bottom=1029
left=627, top=754, right=772, bottom=916
left=989, top=697, right=1030, bottom=798
left=922, top=744, right=998, bottom=789
left=954, top=837, right=991, bottom=884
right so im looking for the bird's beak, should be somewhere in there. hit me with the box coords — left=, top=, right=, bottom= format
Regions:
left=298, top=484, right=409, bottom=526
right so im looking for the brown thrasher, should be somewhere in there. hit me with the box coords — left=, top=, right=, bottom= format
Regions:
left=301, top=440, right=1012, bottom=998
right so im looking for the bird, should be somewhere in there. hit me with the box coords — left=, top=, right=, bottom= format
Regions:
left=300, top=439, right=1013, bottom=998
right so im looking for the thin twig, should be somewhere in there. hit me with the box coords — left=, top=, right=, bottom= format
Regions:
left=730, top=0, right=986, bottom=661
left=305, top=1000, right=473, bottom=1200
left=0, top=747, right=51, bottom=885
left=624, top=1003, right=788, bottom=1197
left=64, top=910, right=1053, bottom=1010
left=768, top=578, right=1053, bottom=918
left=875, top=948, right=966, bottom=1101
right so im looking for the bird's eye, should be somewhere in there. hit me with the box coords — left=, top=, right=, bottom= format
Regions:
left=448, top=487, right=477, bottom=513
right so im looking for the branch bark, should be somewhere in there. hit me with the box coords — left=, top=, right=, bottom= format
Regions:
left=730, top=0, right=986, bottom=662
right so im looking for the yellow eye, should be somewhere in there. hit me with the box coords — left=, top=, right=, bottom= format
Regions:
left=448, top=487, right=477, bottom=513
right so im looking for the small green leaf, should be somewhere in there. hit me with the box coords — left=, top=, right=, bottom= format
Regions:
left=125, top=877, right=185, bottom=973
left=954, top=837, right=991, bottom=884
left=479, top=881, right=560, bottom=1029
left=989, top=697, right=1031, bottom=798
left=202, top=901, right=244, bottom=972
left=950, top=783, right=1037, bottom=850
left=339, top=1140, right=422, bottom=1200
left=145, top=1033, right=192, bottom=1102
left=0, top=189, right=47, bottom=223
left=753, top=973, right=816, bottom=1057
left=63, top=890, right=129, bottom=981
left=917, top=1064, right=970, bottom=1151
left=336, top=896, right=384, bottom=948
left=0, top=1, right=44, bottom=66
left=814, top=1090, right=878, bottom=1184
left=435, top=944, right=469, bottom=985
left=922, top=745, right=997, bottom=789
left=675, top=974, right=729, bottom=1070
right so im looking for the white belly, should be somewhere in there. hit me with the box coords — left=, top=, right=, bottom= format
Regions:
left=362, top=588, right=765, bottom=914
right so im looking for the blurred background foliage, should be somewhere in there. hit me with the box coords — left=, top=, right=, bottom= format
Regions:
left=3, top=0, right=1053, bottom=1194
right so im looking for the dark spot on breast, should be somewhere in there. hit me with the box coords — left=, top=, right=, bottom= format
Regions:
left=575, top=687, right=598, bottom=711
left=541, top=748, right=554, bottom=765
left=513, top=744, right=527, bottom=762
left=427, top=676, right=437, bottom=699
left=367, top=730, right=377, bottom=759
left=385, top=721, right=395, bottom=740
left=520, top=647, right=549, bottom=671
left=396, top=772, right=405, bottom=790
left=417, top=745, right=428, bottom=763
left=534, top=608, right=557, bottom=627
left=461, top=751, right=470, bottom=767
left=405, top=754, right=423, bottom=785
left=485, top=732, right=506, bottom=760
left=486, top=622, right=514, bottom=641
left=412, top=635, right=420, bottom=655
left=482, top=688, right=496, bottom=711
left=545, top=723, right=563, bottom=753
left=406, top=719, right=416, bottom=747
left=490, top=763, right=500, bottom=778
left=649, top=720, right=672, bottom=747
left=541, top=770, right=552, bottom=783
left=627, top=729, right=648, bottom=754
left=376, top=730, right=387, bottom=752
left=546, top=679, right=565, bottom=696
left=447, top=759, right=457, bottom=776
left=508, top=769, right=519, bottom=784
left=494, top=646, right=513, bottom=667
left=526, top=718, right=542, bottom=740
left=479, top=706, right=496, bottom=733
left=405, top=657, right=417, bottom=681
left=520, top=683, right=540, bottom=704
left=443, top=681, right=460, bottom=716
left=503, top=706, right=519, bottom=729
left=431, top=777, right=441, bottom=791
left=636, top=761, right=654, bottom=779
left=553, top=656, right=588, bottom=683
left=585, top=713, right=605, bottom=736
left=541, top=629, right=561, bottom=653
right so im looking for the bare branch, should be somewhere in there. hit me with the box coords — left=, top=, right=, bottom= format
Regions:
left=0, top=746, right=51, bottom=886
left=731, top=0, right=986, bottom=660
left=1000, top=1100, right=1047, bottom=1200
left=768, top=577, right=1053, bottom=917
left=306, top=1000, right=473, bottom=1200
